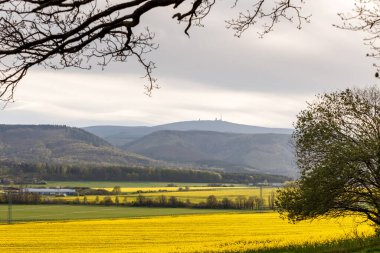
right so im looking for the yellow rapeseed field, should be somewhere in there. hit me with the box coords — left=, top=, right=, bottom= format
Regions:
left=60, top=187, right=277, bottom=204
left=100, top=186, right=181, bottom=192
left=136, top=187, right=276, bottom=203
left=0, top=212, right=374, bottom=253
left=99, top=186, right=252, bottom=193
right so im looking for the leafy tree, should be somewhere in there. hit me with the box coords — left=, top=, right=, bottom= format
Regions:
left=268, top=191, right=275, bottom=210
left=156, top=195, right=168, bottom=206
left=95, top=195, right=100, bottom=204
left=0, top=1, right=379, bottom=102
left=221, top=197, right=233, bottom=209
left=122, top=196, right=128, bottom=206
left=112, top=186, right=121, bottom=195
left=246, top=196, right=256, bottom=210
left=136, top=194, right=146, bottom=205
left=168, top=196, right=181, bottom=207
left=256, top=197, right=264, bottom=210
left=74, top=197, right=80, bottom=204
left=103, top=196, right=114, bottom=206
left=206, top=195, right=218, bottom=208
left=235, top=195, right=247, bottom=209
left=276, top=87, right=380, bottom=227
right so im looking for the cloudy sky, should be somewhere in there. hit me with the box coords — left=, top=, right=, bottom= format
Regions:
left=1, top=0, right=378, bottom=128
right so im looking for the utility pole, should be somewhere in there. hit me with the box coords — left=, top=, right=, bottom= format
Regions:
left=7, top=191, right=12, bottom=224
left=260, top=186, right=263, bottom=210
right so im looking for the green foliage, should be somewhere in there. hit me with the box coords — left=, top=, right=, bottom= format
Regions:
left=241, top=236, right=380, bottom=253
left=206, top=195, right=218, bottom=208
left=1, top=193, right=42, bottom=204
left=277, top=87, right=380, bottom=226
left=102, top=196, right=113, bottom=206
left=112, top=186, right=121, bottom=195
left=77, top=188, right=110, bottom=196
left=127, top=194, right=267, bottom=210
left=0, top=161, right=289, bottom=184
left=1, top=189, right=271, bottom=210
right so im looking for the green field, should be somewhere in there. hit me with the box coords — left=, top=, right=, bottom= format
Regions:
left=0, top=204, right=241, bottom=222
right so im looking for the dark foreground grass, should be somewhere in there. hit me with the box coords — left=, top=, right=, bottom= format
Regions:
left=239, top=236, right=380, bottom=253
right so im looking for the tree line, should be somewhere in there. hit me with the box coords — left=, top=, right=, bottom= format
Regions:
left=0, top=192, right=276, bottom=211
left=0, top=161, right=289, bottom=184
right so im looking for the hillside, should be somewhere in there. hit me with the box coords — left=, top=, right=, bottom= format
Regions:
left=123, top=130, right=296, bottom=178
left=84, top=120, right=293, bottom=147
left=0, top=125, right=156, bottom=166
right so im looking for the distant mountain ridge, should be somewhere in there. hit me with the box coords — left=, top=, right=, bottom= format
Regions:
left=83, top=121, right=297, bottom=178
left=0, top=124, right=292, bottom=183
left=84, top=120, right=293, bottom=147
left=123, top=130, right=296, bottom=178
left=0, top=125, right=156, bottom=166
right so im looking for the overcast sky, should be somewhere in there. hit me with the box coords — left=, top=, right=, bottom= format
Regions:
left=1, top=0, right=378, bottom=128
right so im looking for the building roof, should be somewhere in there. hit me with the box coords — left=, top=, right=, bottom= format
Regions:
left=23, top=188, right=76, bottom=193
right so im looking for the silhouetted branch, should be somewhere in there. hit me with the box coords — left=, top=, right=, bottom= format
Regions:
left=336, top=0, right=380, bottom=78
left=0, top=0, right=308, bottom=102
left=226, top=0, right=310, bottom=37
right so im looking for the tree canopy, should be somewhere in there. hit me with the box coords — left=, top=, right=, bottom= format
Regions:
left=0, top=0, right=379, bottom=102
left=276, top=87, right=380, bottom=227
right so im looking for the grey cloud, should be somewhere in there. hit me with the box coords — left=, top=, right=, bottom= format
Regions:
left=91, top=0, right=377, bottom=96
left=2, top=0, right=378, bottom=127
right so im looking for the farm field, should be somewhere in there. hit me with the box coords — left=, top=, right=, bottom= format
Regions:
left=59, top=187, right=277, bottom=205
left=0, top=212, right=375, bottom=253
left=98, top=186, right=251, bottom=193
left=25, top=181, right=250, bottom=194
left=2, top=181, right=377, bottom=252
left=132, top=187, right=276, bottom=202
left=0, top=204, right=236, bottom=222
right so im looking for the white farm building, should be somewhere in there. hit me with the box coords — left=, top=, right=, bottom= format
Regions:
left=22, top=188, right=76, bottom=196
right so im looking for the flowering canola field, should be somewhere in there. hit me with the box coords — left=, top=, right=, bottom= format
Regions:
left=135, top=187, right=275, bottom=202
left=99, top=186, right=250, bottom=193
left=0, top=212, right=374, bottom=253
left=61, top=187, right=277, bottom=204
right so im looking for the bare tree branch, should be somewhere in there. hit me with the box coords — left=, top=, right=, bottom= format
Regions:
left=226, top=0, right=310, bottom=38
left=336, top=0, right=380, bottom=78
left=0, top=0, right=308, bottom=102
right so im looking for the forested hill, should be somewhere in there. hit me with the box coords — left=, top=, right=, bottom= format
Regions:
left=0, top=125, right=156, bottom=166
left=123, top=130, right=296, bottom=178
left=0, top=124, right=295, bottom=181
left=84, top=120, right=293, bottom=147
